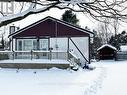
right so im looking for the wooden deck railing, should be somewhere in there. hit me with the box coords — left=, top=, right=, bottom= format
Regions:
left=0, top=50, right=80, bottom=67
left=68, top=52, right=80, bottom=67
left=0, top=50, right=68, bottom=60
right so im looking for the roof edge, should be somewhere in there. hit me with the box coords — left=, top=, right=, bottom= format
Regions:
left=97, top=44, right=117, bottom=51
left=8, top=16, right=94, bottom=38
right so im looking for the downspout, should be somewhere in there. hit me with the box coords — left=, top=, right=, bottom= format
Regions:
left=12, top=37, right=13, bottom=51
left=88, top=35, right=90, bottom=64
left=67, top=37, right=70, bottom=60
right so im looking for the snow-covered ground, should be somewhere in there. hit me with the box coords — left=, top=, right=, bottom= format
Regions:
left=95, top=60, right=127, bottom=95
left=0, top=60, right=127, bottom=95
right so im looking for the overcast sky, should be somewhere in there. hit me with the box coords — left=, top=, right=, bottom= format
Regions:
left=12, top=8, right=97, bottom=30
left=13, top=8, right=127, bottom=33
left=1, top=7, right=127, bottom=39
left=0, top=8, right=97, bottom=39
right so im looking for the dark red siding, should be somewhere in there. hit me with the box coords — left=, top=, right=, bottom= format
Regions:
left=12, top=18, right=89, bottom=38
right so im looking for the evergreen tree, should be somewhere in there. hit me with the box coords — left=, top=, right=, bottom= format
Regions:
left=61, top=10, right=79, bottom=26
left=109, top=35, right=120, bottom=50
left=90, top=30, right=102, bottom=59
left=108, top=31, right=127, bottom=50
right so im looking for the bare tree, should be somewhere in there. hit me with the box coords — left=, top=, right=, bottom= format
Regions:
left=97, top=18, right=113, bottom=44
left=0, top=0, right=127, bottom=27
left=112, top=18, right=119, bottom=36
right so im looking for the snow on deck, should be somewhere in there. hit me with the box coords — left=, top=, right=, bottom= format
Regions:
left=0, top=59, right=70, bottom=64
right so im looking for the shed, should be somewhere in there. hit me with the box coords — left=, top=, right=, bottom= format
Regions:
left=97, top=44, right=117, bottom=60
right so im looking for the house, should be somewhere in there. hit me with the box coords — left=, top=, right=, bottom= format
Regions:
left=97, top=44, right=117, bottom=60
left=0, top=16, right=93, bottom=69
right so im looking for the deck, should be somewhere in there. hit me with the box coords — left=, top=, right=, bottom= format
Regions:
left=0, top=50, right=80, bottom=69
left=0, top=59, right=70, bottom=69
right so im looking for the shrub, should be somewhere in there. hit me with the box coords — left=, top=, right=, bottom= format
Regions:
left=0, top=54, right=9, bottom=60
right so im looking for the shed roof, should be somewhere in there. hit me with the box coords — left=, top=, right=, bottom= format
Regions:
left=9, top=16, right=93, bottom=38
left=97, top=44, right=117, bottom=51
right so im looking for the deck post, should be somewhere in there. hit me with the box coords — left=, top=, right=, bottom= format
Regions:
left=67, top=37, right=70, bottom=60
left=49, top=49, right=52, bottom=60
left=37, top=37, right=40, bottom=59
left=12, top=38, right=14, bottom=60
left=31, top=50, right=33, bottom=60
left=48, top=38, right=50, bottom=59
left=12, top=38, right=13, bottom=52
left=88, top=35, right=90, bottom=64
left=12, top=50, right=14, bottom=60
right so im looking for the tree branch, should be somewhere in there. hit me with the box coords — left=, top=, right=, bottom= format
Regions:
left=0, top=1, right=60, bottom=27
left=0, top=0, right=127, bottom=27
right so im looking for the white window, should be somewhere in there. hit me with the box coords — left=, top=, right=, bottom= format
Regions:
left=17, top=39, right=37, bottom=51
left=17, top=40, right=22, bottom=51
left=33, top=40, right=37, bottom=50
left=40, top=39, right=48, bottom=50
left=23, top=40, right=32, bottom=51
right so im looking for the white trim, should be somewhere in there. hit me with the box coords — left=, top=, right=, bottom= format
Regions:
left=0, top=51, right=13, bottom=53
left=0, top=59, right=70, bottom=64
left=51, top=18, right=93, bottom=35
left=9, top=17, right=49, bottom=38
left=17, top=39, right=37, bottom=51
left=15, top=36, right=37, bottom=39
left=32, top=50, right=50, bottom=53
left=9, top=17, right=93, bottom=38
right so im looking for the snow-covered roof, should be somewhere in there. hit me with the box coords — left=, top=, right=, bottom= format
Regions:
left=120, top=45, right=127, bottom=51
left=97, top=44, right=117, bottom=51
